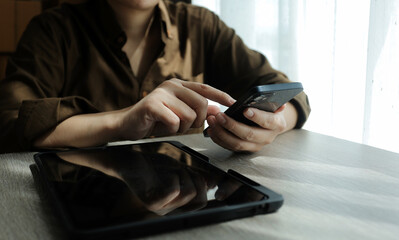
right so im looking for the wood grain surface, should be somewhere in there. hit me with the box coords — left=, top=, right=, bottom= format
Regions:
left=1, top=129, right=398, bottom=240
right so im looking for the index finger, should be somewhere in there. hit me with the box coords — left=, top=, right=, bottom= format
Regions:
left=180, top=81, right=236, bottom=107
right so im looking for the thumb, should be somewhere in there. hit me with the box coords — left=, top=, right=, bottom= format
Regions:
left=207, top=105, right=220, bottom=117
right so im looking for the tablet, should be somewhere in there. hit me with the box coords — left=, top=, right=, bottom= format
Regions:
left=31, top=141, right=283, bottom=239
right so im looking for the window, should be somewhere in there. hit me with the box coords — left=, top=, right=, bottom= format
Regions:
left=194, top=0, right=399, bottom=154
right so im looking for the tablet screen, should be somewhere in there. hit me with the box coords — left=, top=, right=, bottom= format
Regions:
left=38, top=142, right=266, bottom=230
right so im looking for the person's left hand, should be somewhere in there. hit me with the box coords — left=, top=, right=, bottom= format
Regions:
left=206, top=104, right=290, bottom=152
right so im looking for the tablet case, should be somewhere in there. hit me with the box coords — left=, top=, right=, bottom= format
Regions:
left=31, top=141, right=283, bottom=239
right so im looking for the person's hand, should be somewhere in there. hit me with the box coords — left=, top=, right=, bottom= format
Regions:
left=206, top=103, right=297, bottom=152
left=116, top=79, right=235, bottom=140
left=32, top=78, right=233, bottom=150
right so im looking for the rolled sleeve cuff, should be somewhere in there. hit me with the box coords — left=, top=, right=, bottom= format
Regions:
left=16, top=96, right=99, bottom=149
left=290, top=91, right=311, bottom=129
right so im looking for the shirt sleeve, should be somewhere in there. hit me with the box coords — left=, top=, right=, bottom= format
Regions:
left=202, top=11, right=311, bottom=129
left=0, top=14, right=98, bottom=153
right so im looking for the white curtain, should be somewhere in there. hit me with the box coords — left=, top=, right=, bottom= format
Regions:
left=193, top=0, right=399, bottom=154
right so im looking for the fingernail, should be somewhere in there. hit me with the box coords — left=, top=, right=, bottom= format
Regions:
left=216, top=113, right=226, bottom=124
left=207, top=116, right=216, bottom=127
left=245, top=109, right=254, bottom=118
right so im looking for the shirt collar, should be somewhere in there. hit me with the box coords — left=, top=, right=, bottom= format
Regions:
left=157, top=0, right=179, bottom=63
left=158, top=0, right=175, bottom=40
left=95, top=0, right=175, bottom=48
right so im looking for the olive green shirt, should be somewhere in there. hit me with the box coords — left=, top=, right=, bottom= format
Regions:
left=0, top=0, right=310, bottom=153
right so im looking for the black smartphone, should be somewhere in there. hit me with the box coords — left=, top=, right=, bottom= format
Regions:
left=204, top=82, right=303, bottom=136
left=31, top=141, right=283, bottom=239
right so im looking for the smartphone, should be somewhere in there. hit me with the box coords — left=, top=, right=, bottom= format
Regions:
left=204, top=82, right=303, bottom=136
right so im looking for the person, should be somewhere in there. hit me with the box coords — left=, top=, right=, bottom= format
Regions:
left=0, top=0, right=310, bottom=153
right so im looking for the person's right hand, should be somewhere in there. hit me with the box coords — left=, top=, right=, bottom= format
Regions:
left=116, top=78, right=235, bottom=140
left=33, top=79, right=234, bottom=149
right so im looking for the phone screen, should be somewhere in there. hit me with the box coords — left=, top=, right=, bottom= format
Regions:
left=38, top=142, right=267, bottom=229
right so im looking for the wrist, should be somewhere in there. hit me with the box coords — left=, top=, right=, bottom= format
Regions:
left=283, top=102, right=298, bottom=132
left=104, top=108, right=129, bottom=142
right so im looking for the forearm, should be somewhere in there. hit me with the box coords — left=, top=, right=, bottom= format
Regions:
left=33, top=110, right=124, bottom=149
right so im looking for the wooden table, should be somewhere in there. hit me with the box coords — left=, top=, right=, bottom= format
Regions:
left=1, top=130, right=398, bottom=239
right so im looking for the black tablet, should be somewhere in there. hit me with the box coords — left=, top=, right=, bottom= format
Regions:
left=31, top=141, right=283, bottom=239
